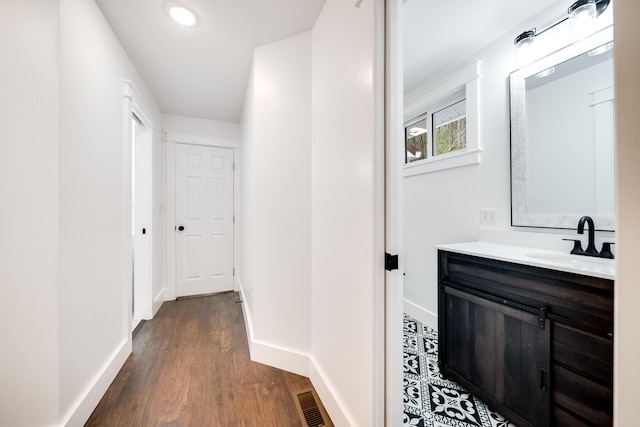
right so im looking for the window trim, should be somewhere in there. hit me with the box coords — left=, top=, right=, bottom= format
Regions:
left=403, top=62, right=481, bottom=177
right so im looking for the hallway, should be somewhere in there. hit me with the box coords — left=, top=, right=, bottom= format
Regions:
left=86, top=292, right=323, bottom=426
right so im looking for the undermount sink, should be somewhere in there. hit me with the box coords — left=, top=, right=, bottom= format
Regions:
left=526, top=252, right=614, bottom=266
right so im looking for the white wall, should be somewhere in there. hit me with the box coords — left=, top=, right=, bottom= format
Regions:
left=240, top=33, right=312, bottom=372
left=0, top=1, right=61, bottom=425
left=239, top=5, right=386, bottom=425
left=310, top=0, right=383, bottom=425
left=401, top=3, right=616, bottom=328
left=1, top=1, right=163, bottom=425
left=163, top=114, right=241, bottom=140
left=613, top=0, right=640, bottom=423
left=58, top=0, right=162, bottom=424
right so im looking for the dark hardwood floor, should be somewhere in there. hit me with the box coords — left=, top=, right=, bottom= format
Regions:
left=86, top=291, right=318, bottom=427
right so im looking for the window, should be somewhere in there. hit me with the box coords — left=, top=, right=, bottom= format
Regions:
left=433, top=99, right=466, bottom=156
left=405, top=115, right=428, bottom=163
left=402, top=61, right=481, bottom=177
left=405, top=96, right=466, bottom=163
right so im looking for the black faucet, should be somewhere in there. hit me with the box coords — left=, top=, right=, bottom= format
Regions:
left=577, top=216, right=599, bottom=255
left=563, top=216, right=615, bottom=259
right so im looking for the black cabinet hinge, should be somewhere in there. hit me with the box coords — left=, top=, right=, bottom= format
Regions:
left=385, top=253, right=399, bottom=271
left=538, top=306, right=547, bottom=330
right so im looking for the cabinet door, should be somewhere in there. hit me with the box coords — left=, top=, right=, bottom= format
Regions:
left=552, top=322, right=613, bottom=426
left=440, top=285, right=551, bottom=427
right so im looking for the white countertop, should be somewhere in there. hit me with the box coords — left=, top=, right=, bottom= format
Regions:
left=436, top=241, right=615, bottom=280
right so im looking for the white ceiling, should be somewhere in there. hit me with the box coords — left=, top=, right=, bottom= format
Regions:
left=96, top=0, right=326, bottom=122
left=96, top=0, right=561, bottom=123
left=403, top=0, right=559, bottom=94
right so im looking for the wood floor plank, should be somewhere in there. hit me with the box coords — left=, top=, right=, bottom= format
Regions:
left=86, top=292, right=324, bottom=427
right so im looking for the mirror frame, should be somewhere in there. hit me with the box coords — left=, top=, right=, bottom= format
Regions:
left=510, top=27, right=615, bottom=231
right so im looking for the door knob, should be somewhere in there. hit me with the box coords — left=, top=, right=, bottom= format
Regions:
left=178, top=225, right=185, bottom=231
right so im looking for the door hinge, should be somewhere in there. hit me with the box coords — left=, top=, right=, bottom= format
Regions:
left=385, top=253, right=399, bottom=271
left=233, top=162, right=236, bottom=171
left=233, top=215, right=235, bottom=223
left=538, top=306, right=547, bottom=330
left=233, top=268, right=235, bottom=276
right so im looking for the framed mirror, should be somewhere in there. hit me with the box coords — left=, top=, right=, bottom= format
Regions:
left=510, top=28, right=615, bottom=231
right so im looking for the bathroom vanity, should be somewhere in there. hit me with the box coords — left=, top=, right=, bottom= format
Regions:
left=437, top=242, right=613, bottom=427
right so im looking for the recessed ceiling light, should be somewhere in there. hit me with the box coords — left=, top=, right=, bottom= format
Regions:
left=165, top=3, right=197, bottom=27
left=534, top=67, right=555, bottom=79
left=588, top=42, right=613, bottom=56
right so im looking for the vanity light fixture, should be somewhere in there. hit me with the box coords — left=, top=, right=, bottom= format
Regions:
left=514, top=30, right=536, bottom=68
left=568, top=0, right=597, bottom=42
left=165, top=2, right=197, bottom=27
left=513, top=0, right=610, bottom=67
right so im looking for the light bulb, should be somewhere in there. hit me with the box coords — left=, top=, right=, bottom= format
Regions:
left=569, top=0, right=596, bottom=43
left=514, top=30, right=536, bottom=68
left=168, top=6, right=196, bottom=26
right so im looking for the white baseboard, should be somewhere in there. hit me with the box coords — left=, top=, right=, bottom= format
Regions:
left=237, top=280, right=253, bottom=352
left=60, top=338, right=132, bottom=427
left=250, top=340, right=309, bottom=377
left=238, top=280, right=309, bottom=377
left=308, top=359, right=355, bottom=427
left=152, top=289, right=165, bottom=316
left=237, top=281, right=350, bottom=425
left=234, top=273, right=241, bottom=293
left=404, top=299, right=438, bottom=331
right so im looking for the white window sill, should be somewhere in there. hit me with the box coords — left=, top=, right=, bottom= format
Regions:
left=403, top=148, right=482, bottom=177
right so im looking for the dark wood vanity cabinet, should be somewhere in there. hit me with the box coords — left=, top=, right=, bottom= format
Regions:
left=438, top=250, right=613, bottom=427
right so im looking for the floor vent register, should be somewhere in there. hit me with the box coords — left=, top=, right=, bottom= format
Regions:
left=295, top=389, right=333, bottom=427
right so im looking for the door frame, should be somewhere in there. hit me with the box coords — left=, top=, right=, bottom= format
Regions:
left=384, top=0, right=405, bottom=425
left=165, top=133, right=240, bottom=301
left=132, top=112, right=153, bottom=324
left=123, top=80, right=161, bottom=332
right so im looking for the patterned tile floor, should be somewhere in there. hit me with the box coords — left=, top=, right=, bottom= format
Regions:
left=403, top=315, right=516, bottom=427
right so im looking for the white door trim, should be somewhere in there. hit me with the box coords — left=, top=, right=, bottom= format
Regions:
left=123, top=81, right=160, bottom=334
left=385, top=0, right=405, bottom=425
left=124, top=81, right=160, bottom=129
left=373, top=0, right=387, bottom=425
left=165, top=131, right=239, bottom=149
left=165, top=132, right=240, bottom=301
left=132, top=115, right=153, bottom=322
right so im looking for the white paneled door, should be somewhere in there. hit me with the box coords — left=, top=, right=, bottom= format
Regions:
left=175, top=144, right=234, bottom=297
